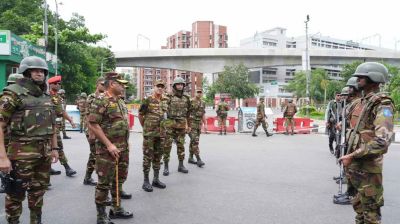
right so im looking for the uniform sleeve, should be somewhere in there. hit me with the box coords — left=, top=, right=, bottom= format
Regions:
left=352, top=102, right=394, bottom=158
left=87, top=97, right=106, bottom=124
left=0, top=93, right=18, bottom=123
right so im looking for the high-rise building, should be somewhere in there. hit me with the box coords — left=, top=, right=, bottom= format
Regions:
left=192, top=21, right=228, bottom=48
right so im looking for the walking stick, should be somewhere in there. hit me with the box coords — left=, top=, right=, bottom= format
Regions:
left=115, top=159, right=119, bottom=207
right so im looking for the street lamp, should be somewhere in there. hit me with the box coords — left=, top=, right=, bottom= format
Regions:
left=54, top=0, right=63, bottom=75
left=304, top=14, right=310, bottom=117
left=137, top=34, right=150, bottom=49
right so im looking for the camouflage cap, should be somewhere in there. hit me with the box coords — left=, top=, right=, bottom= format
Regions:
left=96, top=76, right=105, bottom=84
left=104, top=72, right=128, bottom=84
left=154, top=79, right=165, bottom=87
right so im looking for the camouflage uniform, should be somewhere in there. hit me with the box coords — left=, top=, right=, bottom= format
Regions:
left=84, top=93, right=97, bottom=180
left=77, top=95, right=87, bottom=132
left=216, top=101, right=229, bottom=134
left=88, top=92, right=130, bottom=209
left=188, top=96, right=206, bottom=162
left=346, top=91, right=394, bottom=223
left=0, top=77, right=57, bottom=223
left=283, top=101, right=297, bottom=134
left=252, top=99, right=273, bottom=137
left=50, top=91, right=69, bottom=166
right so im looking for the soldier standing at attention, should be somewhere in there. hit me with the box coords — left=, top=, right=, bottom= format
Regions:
left=0, top=56, right=60, bottom=224
left=188, top=88, right=207, bottom=167
left=216, top=97, right=229, bottom=135
left=77, top=92, right=87, bottom=133
left=326, top=93, right=341, bottom=153
left=283, top=99, right=297, bottom=135
left=162, top=77, right=191, bottom=176
left=88, top=72, right=133, bottom=223
left=252, top=96, right=273, bottom=137
left=139, top=80, right=167, bottom=192
left=58, top=89, right=72, bottom=139
left=83, top=77, right=105, bottom=186
left=48, top=75, right=77, bottom=177
left=340, top=62, right=394, bottom=224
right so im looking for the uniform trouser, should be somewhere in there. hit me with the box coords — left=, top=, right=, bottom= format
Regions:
left=142, top=136, right=163, bottom=175
left=285, top=117, right=295, bottom=132
left=85, top=135, right=96, bottom=175
left=80, top=114, right=86, bottom=131
left=189, top=128, right=201, bottom=157
left=218, top=116, right=227, bottom=131
left=163, top=128, right=186, bottom=163
left=254, top=118, right=268, bottom=132
left=95, top=150, right=129, bottom=208
left=6, top=156, right=51, bottom=222
left=56, top=132, right=68, bottom=165
left=328, top=127, right=336, bottom=148
left=347, top=169, right=383, bottom=224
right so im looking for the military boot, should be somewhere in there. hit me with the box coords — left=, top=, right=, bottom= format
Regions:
left=219, top=130, right=222, bottom=135
left=83, top=172, right=97, bottom=186
left=188, top=154, right=197, bottom=164
left=7, top=219, right=20, bottom=224
left=333, top=194, right=351, bottom=205
left=152, top=170, right=166, bottom=189
left=50, top=167, right=61, bottom=175
left=329, top=145, right=334, bottom=154
left=224, top=130, right=227, bottom=135
left=0, top=178, right=5, bottom=193
left=97, top=205, right=114, bottom=224
left=265, top=130, right=273, bottom=137
left=142, top=173, right=153, bottom=192
left=196, top=155, right=205, bottom=167
left=252, top=127, right=257, bottom=137
left=163, top=163, right=169, bottom=176
left=63, top=135, right=71, bottom=139
left=63, top=163, right=77, bottom=177
left=178, top=160, right=189, bottom=173
left=120, top=190, right=132, bottom=199
left=30, top=212, right=42, bottom=224
left=109, top=207, right=134, bottom=219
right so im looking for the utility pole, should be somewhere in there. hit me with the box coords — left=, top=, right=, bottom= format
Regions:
left=44, top=0, right=48, bottom=51
left=54, top=0, right=60, bottom=75
left=305, top=14, right=310, bottom=117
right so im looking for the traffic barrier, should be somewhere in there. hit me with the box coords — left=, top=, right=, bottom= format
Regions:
left=273, top=117, right=313, bottom=134
left=273, top=118, right=286, bottom=133
left=205, top=116, right=236, bottom=133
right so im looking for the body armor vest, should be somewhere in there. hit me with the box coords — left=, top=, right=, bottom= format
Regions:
left=168, top=95, right=189, bottom=119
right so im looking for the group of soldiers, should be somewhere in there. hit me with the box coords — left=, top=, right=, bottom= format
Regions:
left=326, top=62, right=395, bottom=223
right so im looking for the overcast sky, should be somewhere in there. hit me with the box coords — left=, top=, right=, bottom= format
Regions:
left=49, top=0, right=399, bottom=52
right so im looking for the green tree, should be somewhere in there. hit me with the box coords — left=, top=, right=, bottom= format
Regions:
left=211, top=63, right=259, bottom=100
left=341, top=61, right=363, bottom=81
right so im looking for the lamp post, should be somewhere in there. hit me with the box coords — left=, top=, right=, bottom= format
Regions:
left=54, top=0, right=62, bottom=75
left=304, top=14, right=310, bottom=117
left=137, top=34, right=151, bottom=49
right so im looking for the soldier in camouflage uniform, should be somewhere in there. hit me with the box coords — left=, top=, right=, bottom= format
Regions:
left=340, top=62, right=394, bottom=224
left=326, top=93, right=342, bottom=154
left=162, top=77, right=191, bottom=176
left=77, top=92, right=87, bottom=133
left=83, top=77, right=105, bottom=186
left=48, top=76, right=77, bottom=177
left=252, top=96, right=273, bottom=137
left=188, top=89, right=207, bottom=167
left=58, top=89, right=71, bottom=139
left=0, top=56, right=60, bottom=224
left=88, top=72, right=133, bottom=223
left=283, top=99, right=297, bottom=135
left=139, top=80, right=167, bottom=192
left=216, top=98, right=229, bottom=135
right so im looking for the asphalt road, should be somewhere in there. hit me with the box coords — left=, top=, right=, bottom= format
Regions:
left=1, top=131, right=399, bottom=224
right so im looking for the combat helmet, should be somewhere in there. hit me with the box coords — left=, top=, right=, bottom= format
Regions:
left=341, top=86, right=350, bottom=96
left=288, top=99, right=293, bottom=103
left=7, top=73, right=24, bottom=84
left=172, top=77, right=185, bottom=86
left=80, top=92, right=87, bottom=98
left=346, top=77, right=358, bottom=90
left=352, top=62, right=388, bottom=83
left=19, top=56, right=48, bottom=76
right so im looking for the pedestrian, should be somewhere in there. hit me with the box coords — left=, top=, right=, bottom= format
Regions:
left=0, top=56, right=60, bottom=223
left=252, top=96, right=273, bottom=137
left=340, top=62, right=394, bottom=223
left=139, top=80, right=167, bottom=192
left=188, top=88, right=207, bottom=167
left=77, top=92, right=87, bottom=133
left=216, top=97, right=229, bottom=135
left=48, top=75, right=77, bottom=177
left=88, top=72, right=133, bottom=223
left=283, top=99, right=297, bottom=135
left=162, top=77, right=191, bottom=176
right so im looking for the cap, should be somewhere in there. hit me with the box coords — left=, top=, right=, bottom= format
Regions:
left=104, top=72, right=128, bottom=84
left=48, top=75, right=62, bottom=84
left=96, top=76, right=105, bottom=84
left=154, top=79, right=165, bottom=87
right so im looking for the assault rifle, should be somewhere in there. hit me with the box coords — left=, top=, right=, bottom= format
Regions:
left=334, top=97, right=347, bottom=200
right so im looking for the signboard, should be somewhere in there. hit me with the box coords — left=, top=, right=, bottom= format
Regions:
left=238, top=107, right=274, bottom=133
left=11, top=33, right=46, bottom=59
left=0, top=30, right=11, bottom=55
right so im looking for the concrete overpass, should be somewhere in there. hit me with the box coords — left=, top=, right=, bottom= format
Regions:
left=115, top=48, right=400, bottom=73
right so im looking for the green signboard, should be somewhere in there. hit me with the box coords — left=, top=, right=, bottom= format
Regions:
left=0, top=34, right=6, bottom=43
left=11, top=33, right=46, bottom=59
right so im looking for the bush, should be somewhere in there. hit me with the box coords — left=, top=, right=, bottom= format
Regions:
left=299, top=106, right=317, bottom=115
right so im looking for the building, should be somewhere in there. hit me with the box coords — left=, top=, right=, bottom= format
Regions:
left=0, top=30, right=58, bottom=90
left=136, top=21, right=228, bottom=99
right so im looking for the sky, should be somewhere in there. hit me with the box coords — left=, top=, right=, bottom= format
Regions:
left=48, top=0, right=399, bottom=52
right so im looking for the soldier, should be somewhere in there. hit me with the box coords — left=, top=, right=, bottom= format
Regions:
left=188, top=88, right=207, bottom=167
left=216, top=97, right=229, bottom=135
left=58, top=89, right=71, bottom=139
left=283, top=99, right=297, bottom=135
left=88, top=72, right=133, bottom=223
left=48, top=76, right=77, bottom=177
left=0, top=56, right=60, bottom=223
left=139, top=80, right=167, bottom=192
left=83, top=77, right=105, bottom=186
left=340, top=62, right=394, bottom=223
left=77, top=92, right=87, bottom=133
left=0, top=74, right=24, bottom=194
left=252, top=96, right=273, bottom=137
left=162, top=77, right=191, bottom=176
left=326, top=93, right=341, bottom=154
